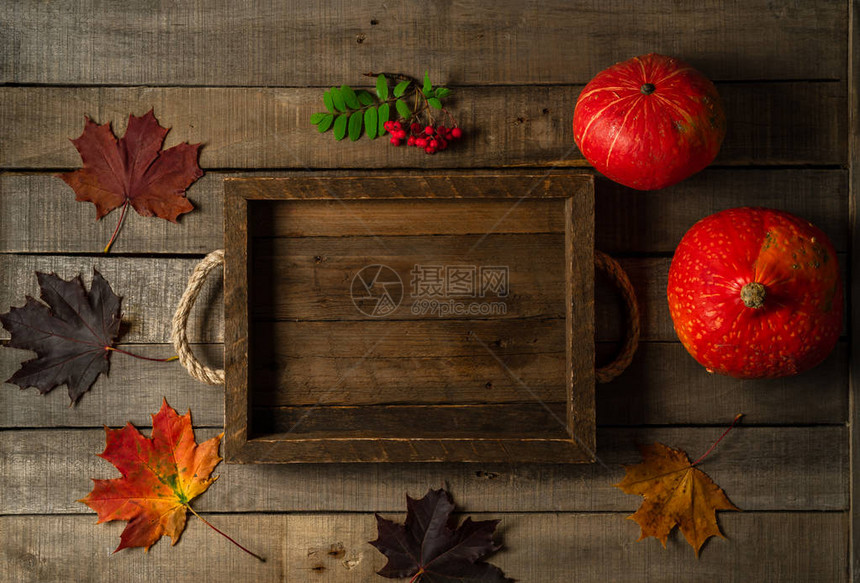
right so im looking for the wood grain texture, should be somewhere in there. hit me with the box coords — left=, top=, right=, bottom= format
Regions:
left=0, top=344, right=222, bottom=427
left=0, top=169, right=847, bottom=254
left=1, top=0, right=846, bottom=85
left=0, top=254, right=846, bottom=345
left=0, top=83, right=846, bottom=169
left=848, top=2, right=860, bottom=580
left=0, top=426, right=846, bottom=514
left=224, top=181, right=250, bottom=462
left=0, top=512, right=846, bottom=583
left=251, top=234, right=567, bottom=320
left=0, top=341, right=846, bottom=427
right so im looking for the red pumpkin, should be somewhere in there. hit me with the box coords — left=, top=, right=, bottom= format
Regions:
left=668, top=208, right=842, bottom=379
left=573, top=53, right=726, bottom=191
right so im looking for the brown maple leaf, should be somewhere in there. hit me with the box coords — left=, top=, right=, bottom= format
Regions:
left=370, top=488, right=512, bottom=582
left=79, top=399, right=263, bottom=560
left=615, top=441, right=740, bottom=556
left=58, top=110, right=203, bottom=252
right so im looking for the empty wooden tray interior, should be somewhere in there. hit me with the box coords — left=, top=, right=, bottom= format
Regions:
left=224, top=173, right=595, bottom=463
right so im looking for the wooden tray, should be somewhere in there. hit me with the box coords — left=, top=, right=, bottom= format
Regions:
left=223, top=173, right=595, bottom=463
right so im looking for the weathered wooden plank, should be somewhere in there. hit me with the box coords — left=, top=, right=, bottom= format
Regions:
left=249, top=198, right=566, bottom=237
left=253, top=332, right=848, bottom=412
left=0, top=513, right=846, bottom=583
left=0, top=426, right=846, bottom=514
left=0, top=256, right=223, bottom=343
left=849, top=2, right=860, bottom=580
left=850, top=2, right=860, bottom=581
left=0, top=255, right=845, bottom=344
left=0, top=169, right=847, bottom=255
left=0, top=344, right=223, bottom=427
left=1, top=0, right=845, bottom=85
left=0, top=341, right=846, bottom=427
left=597, top=341, right=848, bottom=425
left=252, top=234, right=567, bottom=320
left=254, top=403, right=572, bottom=439
left=0, top=83, right=846, bottom=169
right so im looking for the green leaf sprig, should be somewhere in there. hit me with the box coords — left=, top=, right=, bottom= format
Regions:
left=310, top=71, right=460, bottom=151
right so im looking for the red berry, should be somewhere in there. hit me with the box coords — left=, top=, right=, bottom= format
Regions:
left=425, top=126, right=435, bottom=136
left=450, top=127, right=462, bottom=139
left=393, top=121, right=403, bottom=130
left=429, top=139, right=438, bottom=149
left=407, top=137, right=416, bottom=146
left=437, top=126, right=448, bottom=135
left=437, top=138, right=447, bottom=150
left=390, top=137, right=401, bottom=146
left=415, top=138, right=427, bottom=148
left=397, top=130, right=408, bottom=140
left=425, top=146, right=436, bottom=154
left=383, top=121, right=393, bottom=130
left=410, top=123, right=422, bottom=134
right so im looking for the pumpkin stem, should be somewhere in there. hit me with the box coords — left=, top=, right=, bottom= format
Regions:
left=740, top=282, right=767, bottom=309
left=640, top=83, right=656, bottom=95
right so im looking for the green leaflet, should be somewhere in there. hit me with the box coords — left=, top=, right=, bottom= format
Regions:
left=365, top=107, right=378, bottom=139
left=422, top=70, right=432, bottom=96
left=393, top=80, right=410, bottom=98
left=357, top=90, right=375, bottom=106
left=331, top=87, right=347, bottom=112
left=323, top=91, right=335, bottom=113
left=333, top=114, right=348, bottom=140
left=341, top=85, right=361, bottom=109
left=376, top=74, right=389, bottom=100
left=395, top=99, right=411, bottom=121
left=427, top=98, right=442, bottom=110
left=348, top=111, right=363, bottom=141
left=310, top=112, right=326, bottom=124
left=435, top=87, right=451, bottom=99
left=317, top=113, right=334, bottom=132
left=378, top=103, right=390, bottom=135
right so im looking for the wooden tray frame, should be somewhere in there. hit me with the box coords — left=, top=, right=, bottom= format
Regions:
left=224, top=173, right=595, bottom=463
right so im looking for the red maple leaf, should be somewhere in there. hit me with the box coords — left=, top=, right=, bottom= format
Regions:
left=58, top=110, right=203, bottom=252
left=79, top=399, right=263, bottom=560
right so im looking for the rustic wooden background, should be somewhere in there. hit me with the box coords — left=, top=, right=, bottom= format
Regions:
left=0, top=1, right=855, bottom=581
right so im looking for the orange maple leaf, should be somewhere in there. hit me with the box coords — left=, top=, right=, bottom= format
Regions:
left=615, top=442, right=740, bottom=556
left=79, top=399, right=223, bottom=552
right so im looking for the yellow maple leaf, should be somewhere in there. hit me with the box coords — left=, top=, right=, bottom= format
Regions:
left=615, top=441, right=740, bottom=556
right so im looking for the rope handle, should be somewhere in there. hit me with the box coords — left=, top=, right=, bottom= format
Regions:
left=172, top=249, right=639, bottom=386
left=594, top=250, right=640, bottom=383
left=171, top=249, right=225, bottom=385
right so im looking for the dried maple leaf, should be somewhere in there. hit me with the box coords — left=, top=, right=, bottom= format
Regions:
left=79, top=399, right=223, bottom=552
left=615, top=441, right=740, bottom=556
left=0, top=270, right=122, bottom=403
left=58, top=110, right=203, bottom=252
left=370, top=488, right=512, bottom=583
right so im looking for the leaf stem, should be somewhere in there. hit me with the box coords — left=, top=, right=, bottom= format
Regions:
left=104, top=345, right=178, bottom=362
left=103, top=199, right=130, bottom=254
left=364, top=71, right=418, bottom=84
left=691, top=414, right=744, bottom=467
left=409, top=569, right=425, bottom=583
left=186, top=505, right=266, bottom=562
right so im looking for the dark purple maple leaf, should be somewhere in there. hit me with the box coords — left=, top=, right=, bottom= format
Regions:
left=370, top=488, right=513, bottom=583
left=0, top=270, right=122, bottom=403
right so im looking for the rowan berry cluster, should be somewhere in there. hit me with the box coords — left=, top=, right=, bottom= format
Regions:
left=384, top=121, right=464, bottom=155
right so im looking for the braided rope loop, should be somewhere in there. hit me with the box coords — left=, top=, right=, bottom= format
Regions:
left=171, top=249, right=225, bottom=385
left=594, top=250, right=640, bottom=383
